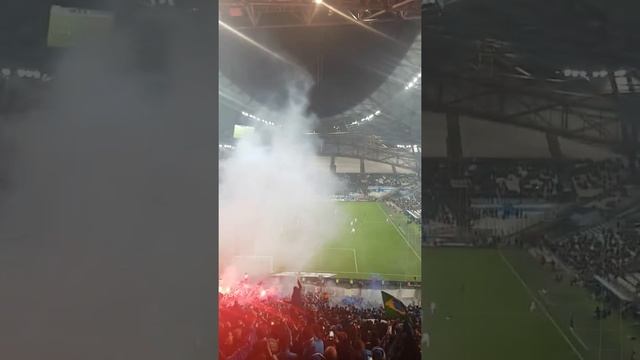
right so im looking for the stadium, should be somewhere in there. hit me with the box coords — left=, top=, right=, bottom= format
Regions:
left=0, top=1, right=422, bottom=358
left=423, top=1, right=640, bottom=359
left=218, top=0, right=422, bottom=359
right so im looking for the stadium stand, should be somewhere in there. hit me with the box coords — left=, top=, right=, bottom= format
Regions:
left=423, top=158, right=633, bottom=240
left=336, top=172, right=421, bottom=221
left=219, top=288, right=422, bottom=360
left=425, top=152, right=640, bottom=322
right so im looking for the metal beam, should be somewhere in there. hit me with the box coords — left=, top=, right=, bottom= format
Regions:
left=220, top=0, right=421, bottom=29
left=320, top=133, right=419, bottom=171
left=423, top=76, right=621, bottom=146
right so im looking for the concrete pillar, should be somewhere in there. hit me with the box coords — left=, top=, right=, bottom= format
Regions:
left=546, top=133, right=563, bottom=159
left=446, top=112, right=470, bottom=230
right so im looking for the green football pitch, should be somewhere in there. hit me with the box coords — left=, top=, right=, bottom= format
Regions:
left=272, top=201, right=421, bottom=282
left=423, top=247, right=640, bottom=360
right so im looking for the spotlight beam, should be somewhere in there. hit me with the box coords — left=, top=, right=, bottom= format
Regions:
left=219, top=20, right=292, bottom=65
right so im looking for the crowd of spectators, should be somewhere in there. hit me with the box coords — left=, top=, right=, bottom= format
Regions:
left=427, top=204, right=454, bottom=225
left=219, top=290, right=422, bottom=360
left=572, top=159, right=626, bottom=197
left=462, top=160, right=564, bottom=200
left=423, top=158, right=628, bottom=202
left=423, top=158, right=631, bottom=227
left=389, top=194, right=420, bottom=214
left=365, top=174, right=418, bottom=188
left=336, top=174, right=419, bottom=191
left=545, top=221, right=640, bottom=280
left=334, top=173, right=421, bottom=223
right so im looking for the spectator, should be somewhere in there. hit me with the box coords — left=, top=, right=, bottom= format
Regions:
left=219, top=289, right=422, bottom=360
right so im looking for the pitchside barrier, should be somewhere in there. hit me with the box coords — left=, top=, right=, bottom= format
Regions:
left=304, top=284, right=421, bottom=306
left=273, top=271, right=420, bottom=287
left=271, top=273, right=421, bottom=305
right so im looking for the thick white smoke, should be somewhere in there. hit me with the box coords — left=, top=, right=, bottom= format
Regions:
left=219, top=78, right=343, bottom=281
left=0, top=13, right=216, bottom=358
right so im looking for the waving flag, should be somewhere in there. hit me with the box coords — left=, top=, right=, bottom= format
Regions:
left=381, top=291, right=407, bottom=318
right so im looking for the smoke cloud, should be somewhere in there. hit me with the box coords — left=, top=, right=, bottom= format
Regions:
left=0, top=13, right=216, bottom=359
left=219, top=75, right=343, bottom=281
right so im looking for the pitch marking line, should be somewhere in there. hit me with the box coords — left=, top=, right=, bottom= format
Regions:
left=352, top=249, right=358, bottom=273
left=375, top=203, right=421, bottom=261
left=498, top=250, right=585, bottom=360
left=327, top=247, right=358, bottom=273
left=570, top=327, right=590, bottom=351
left=598, top=318, right=603, bottom=360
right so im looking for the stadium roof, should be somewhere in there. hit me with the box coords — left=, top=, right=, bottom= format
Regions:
left=324, top=32, right=421, bottom=145
left=219, top=20, right=421, bottom=145
left=425, top=0, right=640, bottom=70
left=423, top=0, right=640, bottom=151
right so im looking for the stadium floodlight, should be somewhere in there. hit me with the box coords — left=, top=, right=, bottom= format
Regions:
left=314, top=0, right=323, bottom=4
left=33, top=70, right=41, bottom=79
left=563, top=69, right=571, bottom=77
left=374, top=110, right=381, bottom=116
left=1, top=68, right=10, bottom=77
left=17, top=69, right=27, bottom=78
